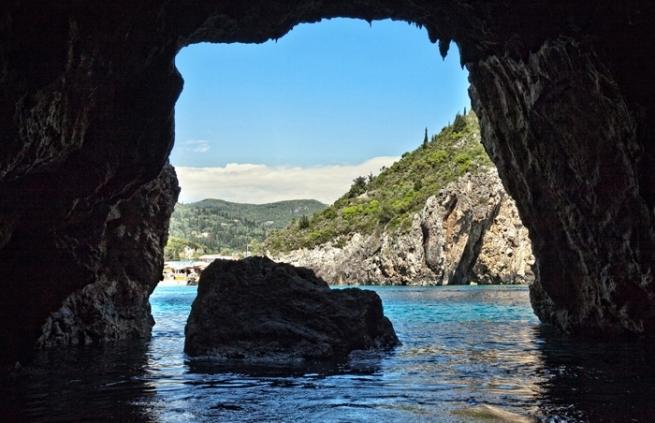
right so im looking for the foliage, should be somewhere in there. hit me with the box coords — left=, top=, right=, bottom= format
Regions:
left=298, top=215, right=310, bottom=229
left=166, top=199, right=326, bottom=259
left=264, top=111, right=492, bottom=253
left=164, top=236, right=206, bottom=260
left=452, top=111, right=467, bottom=133
left=347, top=176, right=368, bottom=198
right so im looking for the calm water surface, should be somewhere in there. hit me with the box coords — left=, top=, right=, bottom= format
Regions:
left=3, top=285, right=654, bottom=422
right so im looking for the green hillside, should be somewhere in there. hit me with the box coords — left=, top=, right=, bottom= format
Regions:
left=166, top=199, right=327, bottom=259
left=264, top=111, right=492, bottom=253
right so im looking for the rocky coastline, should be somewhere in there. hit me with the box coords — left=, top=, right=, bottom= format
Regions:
left=274, top=169, right=534, bottom=286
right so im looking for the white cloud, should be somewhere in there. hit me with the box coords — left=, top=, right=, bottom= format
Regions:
left=175, top=156, right=399, bottom=204
left=182, top=139, right=211, bottom=153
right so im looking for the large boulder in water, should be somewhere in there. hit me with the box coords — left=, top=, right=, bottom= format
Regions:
left=184, top=257, right=399, bottom=365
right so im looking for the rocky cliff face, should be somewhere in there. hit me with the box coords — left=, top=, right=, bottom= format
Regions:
left=470, top=37, right=655, bottom=336
left=36, top=164, right=179, bottom=347
left=1, top=1, right=654, bottom=366
left=473, top=196, right=534, bottom=285
left=277, top=169, right=534, bottom=285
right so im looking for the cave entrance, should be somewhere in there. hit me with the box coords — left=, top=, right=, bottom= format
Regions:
left=147, top=18, right=539, bottom=408
left=159, top=17, right=511, bottom=289
left=2, top=1, right=652, bottom=390
left=150, top=21, right=537, bottom=378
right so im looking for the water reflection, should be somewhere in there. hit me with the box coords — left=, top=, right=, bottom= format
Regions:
left=2, top=285, right=654, bottom=422
left=0, top=340, right=156, bottom=422
left=185, top=349, right=385, bottom=377
left=534, top=325, right=655, bottom=422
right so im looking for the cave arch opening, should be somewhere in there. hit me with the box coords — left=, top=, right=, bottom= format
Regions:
left=1, top=3, right=654, bottom=419
left=2, top=1, right=652, bottom=372
left=161, top=18, right=527, bottom=289
left=152, top=20, right=537, bottom=368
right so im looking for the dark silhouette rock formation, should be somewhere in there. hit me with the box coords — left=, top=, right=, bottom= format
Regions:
left=0, top=163, right=178, bottom=365
left=36, top=164, right=179, bottom=348
left=1, top=2, right=654, bottom=366
left=184, top=257, right=399, bottom=364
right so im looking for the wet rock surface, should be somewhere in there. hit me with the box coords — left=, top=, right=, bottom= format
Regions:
left=1, top=1, right=654, bottom=365
left=470, top=37, right=655, bottom=336
left=36, top=164, right=179, bottom=348
left=277, top=169, right=534, bottom=286
left=184, top=257, right=399, bottom=364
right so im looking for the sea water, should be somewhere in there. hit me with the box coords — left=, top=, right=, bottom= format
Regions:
left=3, top=285, right=654, bottom=422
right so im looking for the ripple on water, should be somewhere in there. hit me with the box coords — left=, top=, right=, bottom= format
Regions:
left=2, top=284, right=654, bottom=422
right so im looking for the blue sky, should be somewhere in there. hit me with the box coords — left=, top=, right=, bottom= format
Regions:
left=172, top=18, right=470, bottom=203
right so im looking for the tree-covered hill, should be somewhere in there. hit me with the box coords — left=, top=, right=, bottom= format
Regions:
left=166, top=199, right=326, bottom=259
left=263, top=111, right=492, bottom=253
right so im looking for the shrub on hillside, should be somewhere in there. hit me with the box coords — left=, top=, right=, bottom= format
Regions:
left=263, top=111, right=492, bottom=253
left=298, top=215, right=310, bottom=229
left=348, top=176, right=368, bottom=198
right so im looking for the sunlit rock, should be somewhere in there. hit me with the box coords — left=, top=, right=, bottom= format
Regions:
left=277, top=168, right=534, bottom=285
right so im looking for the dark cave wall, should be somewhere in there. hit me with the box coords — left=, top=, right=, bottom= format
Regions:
left=0, top=1, right=184, bottom=366
left=36, top=164, right=179, bottom=348
left=0, top=1, right=654, bottom=366
left=470, top=38, right=655, bottom=335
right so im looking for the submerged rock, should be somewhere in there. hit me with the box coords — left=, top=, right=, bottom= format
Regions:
left=184, top=257, right=399, bottom=364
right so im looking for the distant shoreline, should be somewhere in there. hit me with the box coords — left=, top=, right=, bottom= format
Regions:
left=155, top=280, right=528, bottom=288
left=159, top=279, right=190, bottom=287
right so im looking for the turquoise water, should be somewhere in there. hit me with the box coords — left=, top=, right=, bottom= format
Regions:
left=4, top=285, right=654, bottom=422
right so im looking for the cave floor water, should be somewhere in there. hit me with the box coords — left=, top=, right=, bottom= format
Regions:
left=3, top=285, right=654, bottom=422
